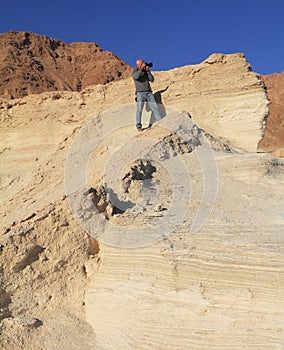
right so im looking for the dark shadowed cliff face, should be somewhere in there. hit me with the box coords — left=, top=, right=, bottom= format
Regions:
left=0, top=31, right=133, bottom=99
left=259, top=71, right=284, bottom=152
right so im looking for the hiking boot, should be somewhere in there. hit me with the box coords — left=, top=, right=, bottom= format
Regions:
left=136, top=126, right=142, bottom=132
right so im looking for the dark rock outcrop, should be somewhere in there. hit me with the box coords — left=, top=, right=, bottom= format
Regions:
left=0, top=31, right=132, bottom=98
left=259, top=71, right=284, bottom=152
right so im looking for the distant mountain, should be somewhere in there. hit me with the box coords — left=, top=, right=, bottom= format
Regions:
left=0, top=31, right=133, bottom=99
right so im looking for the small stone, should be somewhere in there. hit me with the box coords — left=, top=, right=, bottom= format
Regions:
left=61, top=219, right=69, bottom=227
left=5, top=316, right=42, bottom=328
left=155, top=204, right=167, bottom=212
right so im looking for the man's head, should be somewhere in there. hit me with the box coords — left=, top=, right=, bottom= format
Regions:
left=136, top=59, right=146, bottom=70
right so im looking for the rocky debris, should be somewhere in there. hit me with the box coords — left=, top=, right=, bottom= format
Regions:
left=265, top=157, right=284, bottom=177
left=150, top=118, right=235, bottom=161
left=4, top=316, right=42, bottom=329
left=162, top=126, right=231, bottom=154
left=0, top=31, right=132, bottom=99
left=204, top=131, right=236, bottom=153
left=87, top=237, right=100, bottom=257
left=87, top=186, right=114, bottom=220
left=71, top=159, right=162, bottom=222
left=0, top=288, right=11, bottom=321
left=0, top=197, right=99, bottom=349
left=13, top=244, right=45, bottom=272
left=162, top=133, right=193, bottom=154
left=122, top=159, right=156, bottom=193
left=76, top=186, right=120, bottom=221
left=155, top=204, right=168, bottom=212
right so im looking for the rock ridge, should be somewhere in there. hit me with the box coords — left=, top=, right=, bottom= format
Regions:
left=0, top=30, right=132, bottom=98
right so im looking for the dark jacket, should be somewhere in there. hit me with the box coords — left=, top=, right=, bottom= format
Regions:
left=132, top=68, right=154, bottom=92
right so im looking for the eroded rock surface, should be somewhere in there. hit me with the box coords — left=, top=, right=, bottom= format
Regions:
left=0, top=53, right=283, bottom=349
left=259, top=71, right=284, bottom=152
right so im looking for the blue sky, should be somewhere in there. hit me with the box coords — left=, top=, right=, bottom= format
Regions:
left=1, top=0, right=284, bottom=74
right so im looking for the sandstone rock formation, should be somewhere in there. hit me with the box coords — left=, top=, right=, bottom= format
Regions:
left=155, top=53, right=268, bottom=152
left=0, top=31, right=132, bottom=99
left=1, top=53, right=283, bottom=349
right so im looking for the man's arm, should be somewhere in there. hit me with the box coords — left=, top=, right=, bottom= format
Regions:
left=132, top=69, right=144, bottom=80
left=147, top=71, right=154, bottom=82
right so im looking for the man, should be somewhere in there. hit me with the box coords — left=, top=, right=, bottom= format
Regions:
left=132, top=59, right=162, bottom=131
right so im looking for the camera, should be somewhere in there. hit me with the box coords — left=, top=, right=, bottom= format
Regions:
left=145, top=62, right=153, bottom=68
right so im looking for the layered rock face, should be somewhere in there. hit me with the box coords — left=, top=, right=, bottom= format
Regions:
left=1, top=53, right=283, bottom=349
left=0, top=31, right=132, bottom=99
left=259, top=71, right=284, bottom=153
left=154, top=53, right=268, bottom=152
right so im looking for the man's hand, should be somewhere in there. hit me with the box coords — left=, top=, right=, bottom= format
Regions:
left=145, top=65, right=150, bottom=71
left=140, top=62, right=146, bottom=70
